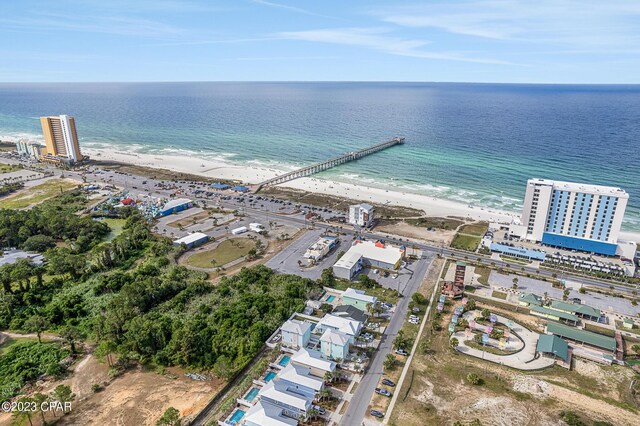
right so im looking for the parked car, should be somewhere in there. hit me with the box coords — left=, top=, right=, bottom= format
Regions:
left=395, top=349, right=409, bottom=356
left=381, top=378, right=396, bottom=387
left=375, top=388, right=392, bottom=397
left=412, top=307, right=421, bottom=313
left=312, top=405, right=326, bottom=415
left=370, top=410, right=385, bottom=418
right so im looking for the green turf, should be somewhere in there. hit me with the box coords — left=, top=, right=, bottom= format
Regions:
left=185, top=238, right=254, bottom=267
left=450, top=234, right=481, bottom=251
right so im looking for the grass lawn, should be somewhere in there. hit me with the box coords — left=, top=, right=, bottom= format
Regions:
left=0, top=163, right=21, bottom=174
left=465, top=339, right=517, bottom=355
left=101, top=218, right=127, bottom=241
left=491, top=290, right=508, bottom=300
left=185, top=238, right=255, bottom=268
left=458, top=222, right=488, bottom=237
left=0, top=178, right=78, bottom=209
left=166, top=210, right=210, bottom=229
left=450, top=233, right=481, bottom=251
left=584, top=323, right=616, bottom=337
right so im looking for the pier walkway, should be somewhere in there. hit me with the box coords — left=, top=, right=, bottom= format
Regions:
left=254, top=137, right=404, bottom=191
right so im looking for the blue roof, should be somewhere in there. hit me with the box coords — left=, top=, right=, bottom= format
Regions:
left=489, top=243, right=546, bottom=261
left=233, top=185, right=250, bottom=192
left=210, top=183, right=230, bottom=189
left=541, top=233, right=617, bottom=256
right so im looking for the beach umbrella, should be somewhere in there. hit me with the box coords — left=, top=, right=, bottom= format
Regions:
left=452, top=315, right=459, bottom=324
left=486, top=325, right=493, bottom=334
left=454, top=307, right=462, bottom=316
left=439, top=295, right=446, bottom=304
left=482, top=333, right=489, bottom=345
left=469, top=319, right=476, bottom=328
left=437, top=303, right=444, bottom=311
left=490, top=314, right=497, bottom=323
left=448, top=323, right=456, bottom=333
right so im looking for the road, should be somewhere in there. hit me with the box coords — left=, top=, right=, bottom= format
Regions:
left=339, top=253, right=434, bottom=426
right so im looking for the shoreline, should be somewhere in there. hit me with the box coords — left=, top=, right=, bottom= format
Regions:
left=83, top=147, right=640, bottom=242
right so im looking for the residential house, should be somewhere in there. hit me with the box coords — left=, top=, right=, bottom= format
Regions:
left=290, top=348, right=336, bottom=378
left=331, top=305, right=367, bottom=323
left=315, top=314, right=362, bottom=341
left=281, top=319, right=312, bottom=350
left=257, top=379, right=312, bottom=421
left=243, top=400, right=298, bottom=426
left=320, top=329, right=350, bottom=361
left=342, top=287, right=377, bottom=311
left=276, top=363, right=324, bottom=399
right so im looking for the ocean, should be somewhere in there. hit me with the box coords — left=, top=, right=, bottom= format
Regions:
left=0, top=82, right=639, bottom=231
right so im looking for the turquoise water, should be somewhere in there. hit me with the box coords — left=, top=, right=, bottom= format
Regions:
left=228, top=409, right=245, bottom=424
left=264, top=371, right=277, bottom=382
left=326, top=295, right=336, bottom=302
left=1, top=82, right=638, bottom=231
left=245, top=387, right=259, bottom=402
left=278, top=355, right=291, bottom=366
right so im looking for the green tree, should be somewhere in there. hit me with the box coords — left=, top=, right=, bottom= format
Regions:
left=156, top=407, right=180, bottom=426
left=12, top=396, right=35, bottom=426
left=383, top=353, right=397, bottom=370
left=512, top=277, right=519, bottom=290
left=51, top=384, right=75, bottom=407
left=24, top=314, right=49, bottom=343
left=32, top=393, right=49, bottom=424
left=481, top=308, right=491, bottom=320
left=320, top=268, right=336, bottom=287
left=60, top=325, right=84, bottom=354
left=412, top=292, right=427, bottom=305
left=394, top=330, right=408, bottom=350
left=450, top=337, right=459, bottom=348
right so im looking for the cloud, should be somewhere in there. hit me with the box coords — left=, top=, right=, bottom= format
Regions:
left=377, top=0, right=640, bottom=49
left=0, top=12, right=186, bottom=39
left=251, top=0, right=338, bottom=20
left=278, top=27, right=513, bottom=64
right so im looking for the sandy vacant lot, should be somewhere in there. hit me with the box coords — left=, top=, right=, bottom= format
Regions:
left=0, top=354, right=220, bottom=426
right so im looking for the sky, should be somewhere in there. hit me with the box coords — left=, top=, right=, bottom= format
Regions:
left=1, top=0, right=640, bottom=83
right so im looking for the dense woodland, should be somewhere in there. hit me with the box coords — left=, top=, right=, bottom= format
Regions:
left=0, top=190, right=322, bottom=401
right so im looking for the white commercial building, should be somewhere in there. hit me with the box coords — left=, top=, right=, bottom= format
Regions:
left=304, top=236, right=338, bottom=261
left=172, top=232, right=209, bottom=249
left=348, top=203, right=375, bottom=227
left=332, top=239, right=404, bottom=280
left=522, top=179, right=629, bottom=256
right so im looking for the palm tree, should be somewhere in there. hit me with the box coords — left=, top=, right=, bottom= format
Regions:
left=323, top=371, right=334, bottom=384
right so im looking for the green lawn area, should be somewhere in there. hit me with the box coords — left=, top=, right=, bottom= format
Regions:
left=458, top=222, right=488, bottom=237
left=0, top=163, right=21, bottom=174
left=465, top=339, right=517, bottom=355
left=584, top=323, right=616, bottom=337
left=100, top=218, right=127, bottom=241
left=450, top=234, right=481, bottom=251
left=185, top=238, right=254, bottom=268
left=491, top=290, right=508, bottom=300
left=474, top=266, right=491, bottom=285
left=331, top=278, right=400, bottom=304
left=0, top=178, right=79, bottom=209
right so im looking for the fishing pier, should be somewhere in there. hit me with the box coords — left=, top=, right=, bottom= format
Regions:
left=254, top=137, right=404, bottom=191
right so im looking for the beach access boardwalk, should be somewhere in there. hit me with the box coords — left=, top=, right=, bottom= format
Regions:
left=254, top=137, right=404, bottom=191
left=452, top=311, right=555, bottom=370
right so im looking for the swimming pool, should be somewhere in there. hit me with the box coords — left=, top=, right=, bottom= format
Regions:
left=278, top=355, right=291, bottom=367
left=228, top=409, right=245, bottom=425
left=326, top=295, right=336, bottom=302
left=264, top=371, right=277, bottom=382
left=245, top=387, right=259, bottom=402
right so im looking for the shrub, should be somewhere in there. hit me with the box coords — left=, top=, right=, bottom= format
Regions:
left=466, top=373, right=482, bottom=385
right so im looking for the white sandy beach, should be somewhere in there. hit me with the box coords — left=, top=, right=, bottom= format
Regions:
left=83, top=147, right=640, bottom=242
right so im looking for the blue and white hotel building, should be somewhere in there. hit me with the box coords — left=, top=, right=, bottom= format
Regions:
left=522, top=179, right=628, bottom=256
